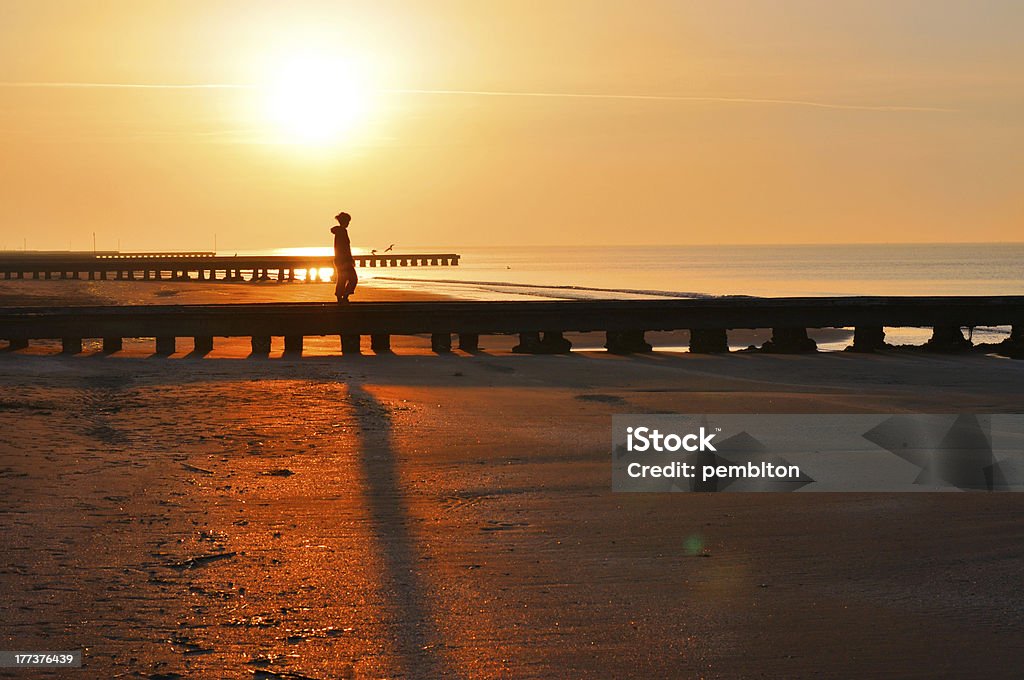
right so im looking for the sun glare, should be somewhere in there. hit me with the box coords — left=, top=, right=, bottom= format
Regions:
left=262, top=53, right=372, bottom=145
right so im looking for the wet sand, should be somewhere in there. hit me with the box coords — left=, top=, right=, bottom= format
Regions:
left=1, top=279, right=1023, bottom=678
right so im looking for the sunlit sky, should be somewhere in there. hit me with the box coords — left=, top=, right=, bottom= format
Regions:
left=0, top=1, right=1021, bottom=251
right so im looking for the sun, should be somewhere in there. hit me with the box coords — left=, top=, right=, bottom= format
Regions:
left=262, top=52, right=372, bottom=145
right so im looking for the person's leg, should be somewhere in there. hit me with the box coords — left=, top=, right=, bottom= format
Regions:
left=342, top=268, right=358, bottom=299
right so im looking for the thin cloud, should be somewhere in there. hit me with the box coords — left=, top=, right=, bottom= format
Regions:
left=386, top=88, right=957, bottom=113
left=0, top=81, right=956, bottom=112
left=0, top=81, right=252, bottom=89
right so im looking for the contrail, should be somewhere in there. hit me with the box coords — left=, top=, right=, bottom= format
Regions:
left=0, top=81, right=252, bottom=89
left=0, top=81, right=956, bottom=112
left=385, top=88, right=957, bottom=113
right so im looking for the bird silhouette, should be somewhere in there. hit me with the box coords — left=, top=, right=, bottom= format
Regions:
left=371, top=249, right=378, bottom=255
left=384, top=243, right=395, bottom=252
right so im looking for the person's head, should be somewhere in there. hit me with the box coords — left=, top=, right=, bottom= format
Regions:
left=335, top=211, right=351, bottom=227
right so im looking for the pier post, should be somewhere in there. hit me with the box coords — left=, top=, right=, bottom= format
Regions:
left=61, top=337, right=82, bottom=354
left=458, top=333, right=480, bottom=352
left=605, top=330, right=652, bottom=355
left=925, top=325, right=971, bottom=352
left=251, top=336, right=271, bottom=355
left=284, top=335, right=303, bottom=354
left=102, top=337, right=122, bottom=354
left=999, top=324, right=1024, bottom=359
left=514, top=331, right=572, bottom=354
left=849, top=326, right=886, bottom=353
left=33, top=272, right=40, bottom=279
left=371, top=334, right=392, bottom=353
left=100, top=271, right=107, bottom=280
left=341, top=334, right=362, bottom=355
left=5, top=339, right=28, bottom=351
left=762, top=328, right=817, bottom=353
left=431, top=333, right=452, bottom=353
left=155, top=337, right=176, bottom=355
left=689, top=328, right=729, bottom=353
left=512, top=331, right=542, bottom=353
left=194, top=337, right=214, bottom=354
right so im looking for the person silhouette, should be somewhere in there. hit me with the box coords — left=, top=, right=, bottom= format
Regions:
left=331, top=212, right=358, bottom=302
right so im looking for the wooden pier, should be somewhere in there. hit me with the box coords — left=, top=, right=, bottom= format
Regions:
left=1, top=296, right=1022, bottom=357
left=0, top=251, right=460, bottom=283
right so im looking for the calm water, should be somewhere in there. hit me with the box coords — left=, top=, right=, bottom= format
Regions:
left=257, top=243, right=1023, bottom=347
left=353, top=243, right=1024, bottom=300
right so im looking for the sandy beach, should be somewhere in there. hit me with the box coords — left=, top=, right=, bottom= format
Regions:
left=1, top=279, right=1022, bottom=678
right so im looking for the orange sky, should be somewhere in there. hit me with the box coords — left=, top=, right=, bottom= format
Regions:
left=0, top=1, right=1021, bottom=251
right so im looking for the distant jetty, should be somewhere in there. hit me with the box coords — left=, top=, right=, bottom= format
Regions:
left=0, top=251, right=460, bottom=283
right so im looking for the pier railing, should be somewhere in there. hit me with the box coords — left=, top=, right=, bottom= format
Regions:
left=0, top=253, right=460, bottom=282
left=1, top=296, right=1021, bottom=356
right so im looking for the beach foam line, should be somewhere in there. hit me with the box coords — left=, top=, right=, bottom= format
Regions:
left=372, top=276, right=735, bottom=300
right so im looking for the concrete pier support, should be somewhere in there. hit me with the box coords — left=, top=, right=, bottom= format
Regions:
left=431, top=333, right=452, bottom=353
left=849, top=325, right=886, bottom=353
left=341, top=334, right=362, bottom=354
left=102, top=337, right=122, bottom=354
left=5, top=339, right=28, bottom=351
left=997, top=324, right=1024, bottom=359
left=62, top=337, right=82, bottom=354
left=284, top=335, right=303, bottom=354
left=605, top=330, right=652, bottom=355
left=194, top=336, right=214, bottom=354
left=512, top=331, right=572, bottom=354
left=251, top=336, right=271, bottom=355
left=458, top=333, right=480, bottom=352
left=762, top=327, right=817, bottom=353
left=689, top=328, right=729, bottom=353
left=371, top=334, right=392, bottom=353
left=100, top=271, right=107, bottom=280
left=155, top=337, right=176, bottom=355
left=926, top=325, right=972, bottom=352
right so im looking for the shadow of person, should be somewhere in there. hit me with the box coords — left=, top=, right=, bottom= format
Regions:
left=347, top=383, right=456, bottom=678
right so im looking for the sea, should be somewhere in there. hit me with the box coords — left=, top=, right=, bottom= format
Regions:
left=258, top=243, right=1024, bottom=349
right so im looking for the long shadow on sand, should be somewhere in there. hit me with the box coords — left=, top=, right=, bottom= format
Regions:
left=347, top=382, right=456, bottom=679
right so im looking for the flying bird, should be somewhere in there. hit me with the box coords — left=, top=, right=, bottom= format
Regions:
left=384, top=244, right=395, bottom=252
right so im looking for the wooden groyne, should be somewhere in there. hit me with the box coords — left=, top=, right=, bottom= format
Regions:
left=0, top=252, right=460, bottom=282
left=1, top=296, right=1022, bottom=357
